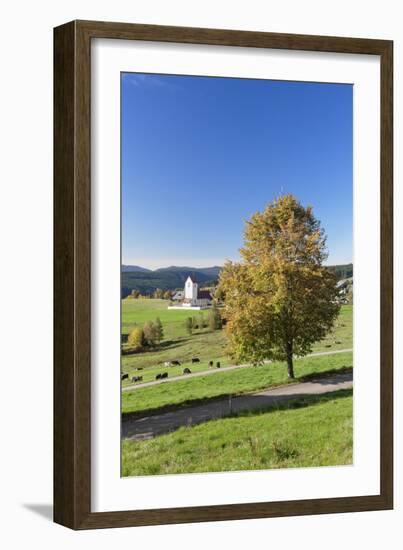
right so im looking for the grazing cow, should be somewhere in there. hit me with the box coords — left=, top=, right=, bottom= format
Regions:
left=191, top=357, right=200, bottom=363
left=161, top=372, right=168, bottom=379
left=183, top=368, right=192, bottom=375
left=131, top=375, right=143, bottom=383
left=208, top=361, right=214, bottom=368
left=135, top=367, right=143, bottom=371
left=171, top=360, right=181, bottom=366
left=164, top=361, right=172, bottom=367
left=121, top=373, right=129, bottom=381
left=155, top=373, right=162, bottom=380
left=216, top=362, right=221, bottom=368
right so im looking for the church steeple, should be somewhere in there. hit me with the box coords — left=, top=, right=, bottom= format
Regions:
left=184, top=275, right=198, bottom=303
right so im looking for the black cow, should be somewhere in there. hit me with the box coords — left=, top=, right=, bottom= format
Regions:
left=135, top=367, right=143, bottom=371
left=121, top=373, right=129, bottom=381
left=216, top=362, right=221, bottom=368
left=208, top=361, right=214, bottom=368
left=183, top=368, right=192, bottom=375
left=161, top=372, right=168, bottom=379
left=131, top=376, right=143, bottom=383
left=191, top=357, right=200, bottom=363
left=156, top=372, right=168, bottom=380
left=155, top=373, right=162, bottom=380
left=171, top=360, right=181, bottom=366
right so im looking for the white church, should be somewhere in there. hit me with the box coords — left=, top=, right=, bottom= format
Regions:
left=168, top=276, right=213, bottom=310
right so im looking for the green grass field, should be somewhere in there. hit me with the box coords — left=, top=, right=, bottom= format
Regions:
left=122, top=389, right=353, bottom=476
left=121, top=299, right=352, bottom=387
left=122, top=351, right=352, bottom=416
left=311, top=304, right=352, bottom=352
left=121, top=299, right=353, bottom=475
left=121, top=299, right=228, bottom=382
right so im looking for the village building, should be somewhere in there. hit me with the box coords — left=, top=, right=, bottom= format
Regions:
left=168, top=276, right=213, bottom=310
left=172, top=290, right=184, bottom=301
left=183, top=276, right=212, bottom=308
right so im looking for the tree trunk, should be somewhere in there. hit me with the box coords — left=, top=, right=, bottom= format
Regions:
left=286, top=342, right=294, bottom=379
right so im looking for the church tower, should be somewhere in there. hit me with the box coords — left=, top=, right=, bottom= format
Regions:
left=184, top=276, right=198, bottom=304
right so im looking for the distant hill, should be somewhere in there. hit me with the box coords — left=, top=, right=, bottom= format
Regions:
left=121, top=266, right=221, bottom=297
left=327, top=263, right=353, bottom=280
left=154, top=266, right=221, bottom=279
left=122, top=265, right=151, bottom=273
left=121, top=263, right=352, bottom=298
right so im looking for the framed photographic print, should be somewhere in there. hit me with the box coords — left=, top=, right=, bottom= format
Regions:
left=54, top=20, right=393, bottom=529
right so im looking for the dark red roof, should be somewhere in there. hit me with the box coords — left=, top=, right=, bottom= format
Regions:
left=197, top=290, right=212, bottom=300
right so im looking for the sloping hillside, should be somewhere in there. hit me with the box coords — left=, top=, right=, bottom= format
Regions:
left=122, top=266, right=221, bottom=297
left=121, top=264, right=352, bottom=297
left=122, top=265, right=152, bottom=273
left=327, top=263, right=353, bottom=280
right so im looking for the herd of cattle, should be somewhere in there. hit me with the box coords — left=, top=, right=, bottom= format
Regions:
left=121, top=358, right=222, bottom=384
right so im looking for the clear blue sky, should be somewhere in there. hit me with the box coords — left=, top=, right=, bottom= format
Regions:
left=122, top=72, right=352, bottom=269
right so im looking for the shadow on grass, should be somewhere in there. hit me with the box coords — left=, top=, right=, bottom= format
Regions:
left=156, top=338, right=192, bottom=350
left=298, top=365, right=352, bottom=385
left=122, top=387, right=353, bottom=440
left=235, top=388, right=353, bottom=419
left=122, top=366, right=353, bottom=422
left=122, top=337, right=192, bottom=357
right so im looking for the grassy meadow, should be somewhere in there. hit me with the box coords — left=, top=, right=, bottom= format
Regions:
left=121, top=298, right=353, bottom=475
left=122, top=389, right=353, bottom=476
left=122, top=351, right=352, bottom=415
left=121, top=299, right=228, bottom=383
left=121, top=299, right=352, bottom=388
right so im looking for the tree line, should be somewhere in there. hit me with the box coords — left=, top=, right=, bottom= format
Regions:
left=184, top=306, right=222, bottom=334
left=128, top=288, right=172, bottom=300
left=127, top=317, right=164, bottom=352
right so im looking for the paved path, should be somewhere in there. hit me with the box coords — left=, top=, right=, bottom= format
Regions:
left=122, top=370, right=353, bottom=440
left=122, top=348, right=353, bottom=392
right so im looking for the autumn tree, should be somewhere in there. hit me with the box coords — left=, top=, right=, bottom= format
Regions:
left=213, top=286, right=225, bottom=304
left=143, top=321, right=158, bottom=346
left=154, top=317, right=164, bottom=343
left=127, top=326, right=145, bottom=351
left=208, top=305, right=222, bottom=331
left=185, top=317, right=193, bottom=335
left=218, top=194, right=340, bottom=378
left=153, top=288, right=165, bottom=299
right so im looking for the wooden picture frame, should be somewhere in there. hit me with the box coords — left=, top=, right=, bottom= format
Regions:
left=54, top=20, right=393, bottom=530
